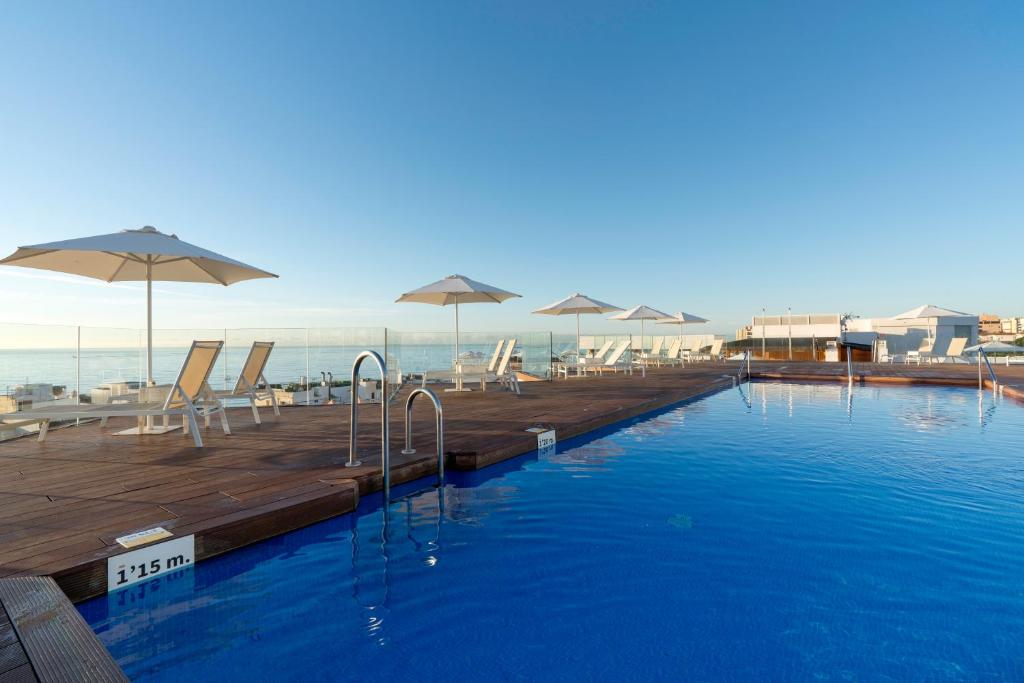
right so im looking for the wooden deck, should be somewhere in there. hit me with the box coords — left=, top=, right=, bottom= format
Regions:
left=0, top=577, right=126, bottom=683
left=1, top=361, right=1021, bottom=607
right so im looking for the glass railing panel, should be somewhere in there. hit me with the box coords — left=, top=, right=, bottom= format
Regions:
left=0, top=322, right=80, bottom=411
left=78, top=326, right=144, bottom=404
left=149, top=328, right=227, bottom=388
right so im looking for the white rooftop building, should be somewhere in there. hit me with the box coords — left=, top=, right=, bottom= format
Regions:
left=749, top=305, right=979, bottom=358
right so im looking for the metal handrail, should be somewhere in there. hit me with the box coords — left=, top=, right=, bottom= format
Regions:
left=978, top=349, right=999, bottom=392
left=846, top=348, right=854, bottom=383
left=400, top=387, right=445, bottom=486
left=345, top=352, right=389, bottom=496
left=737, top=350, right=750, bottom=384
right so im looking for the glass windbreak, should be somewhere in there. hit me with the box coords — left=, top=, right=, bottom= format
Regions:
left=78, top=326, right=144, bottom=404
left=149, top=328, right=227, bottom=388
left=0, top=323, right=79, bottom=409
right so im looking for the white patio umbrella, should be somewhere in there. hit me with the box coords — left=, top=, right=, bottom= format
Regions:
left=964, top=341, right=1024, bottom=354
left=532, top=293, right=623, bottom=369
left=396, top=274, right=520, bottom=366
left=0, top=226, right=277, bottom=389
left=894, top=304, right=971, bottom=347
left=609, top=305, right=671, bottom=352
left=655, top=311, right=709, bottom=352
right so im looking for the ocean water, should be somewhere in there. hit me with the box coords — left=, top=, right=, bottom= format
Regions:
left=0, top=341, right=553, bottom=394
left=79, top=382, right=1024, bottom=680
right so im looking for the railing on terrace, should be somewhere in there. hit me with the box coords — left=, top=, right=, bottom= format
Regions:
left=0, top=324, right=556, bottom=423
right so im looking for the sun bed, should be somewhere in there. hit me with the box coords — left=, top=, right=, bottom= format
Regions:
left=637, top=338, right=665, bottom=367
left=584, top=340, right=634, bottom=376
left=931, top=337, right=968, bottom=364
left=659, top=339, right=684, bottom=366
left=487, top=339, right=507, bottom=373
left=0, top=340, right=229, bottom=447
left=212, top=341, right=279, bottom=423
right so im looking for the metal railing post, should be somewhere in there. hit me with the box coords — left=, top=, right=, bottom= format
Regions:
left=401, top=387, right=445, bottom=485
left=346, top=350, right=390, bottom=494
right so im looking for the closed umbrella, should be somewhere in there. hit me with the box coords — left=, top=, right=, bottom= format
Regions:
left=0, top=225, right=277, bottom=433
left=396, top=274, right=520, bottom=368
left=609, top=305, right=671, bottom=354
left=532, top=293, right=623, bottom=373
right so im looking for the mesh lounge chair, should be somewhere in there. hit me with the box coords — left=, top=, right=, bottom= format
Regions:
left=557, top=340, right=615, bottom=379
left=487, top=339, right=507, bottom=373
left=0, top=340, right=228, bottom=447
left=438, top=339, right=520, bottom=393
left=212, top=341, right=279, bottom=423
left=659, top=339, right=684, bottom=366
left=584, top=340, right=634, bottom=376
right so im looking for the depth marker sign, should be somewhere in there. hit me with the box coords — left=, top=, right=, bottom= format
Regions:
left=107, top=534, right=195, bottom=592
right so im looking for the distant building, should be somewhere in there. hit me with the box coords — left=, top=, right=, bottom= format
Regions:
left=1001, top=317, right=1024, bottom=335
left=979, top=314, right=1002, bottom=336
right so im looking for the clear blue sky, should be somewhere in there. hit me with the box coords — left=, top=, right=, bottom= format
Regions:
left=1, top=1, right=1021, bottom=337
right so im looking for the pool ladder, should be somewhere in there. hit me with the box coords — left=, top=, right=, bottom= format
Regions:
left=345, top=351, right=445, bottom=501
left=736, top=350, right=751, bottom=384
left=978, top=348, right=1000, bottom=394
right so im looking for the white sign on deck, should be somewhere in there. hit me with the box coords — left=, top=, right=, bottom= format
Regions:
left=525, top=427, right=556, bottom=451
left=107, top=534, right=195, bottom=592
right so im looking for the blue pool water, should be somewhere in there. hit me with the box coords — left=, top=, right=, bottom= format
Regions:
left=80, top=382, right=1024, bottom=681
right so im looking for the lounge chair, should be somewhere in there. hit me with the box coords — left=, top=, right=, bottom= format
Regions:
left=212, top=341, right=279, bottom=423
left=639, top=338, right=665, bottom=366
left=904, top=338, right=933, bottom=365
left=436, top=339, right=519, bottom=393
left=659, top=339, right=684, bottom=366
left=0, top=340, right=228, bottom=447
left=680, top=337, right=703, bottom=363
left=706, top=339, right=724, bottom=361
left=584, top=340, right=634, bottom=376
left=556, top=340, right=615, bottom=378
left=931, top=337, right=968, bottom=364
left=487, top=339, right=507, bottom=373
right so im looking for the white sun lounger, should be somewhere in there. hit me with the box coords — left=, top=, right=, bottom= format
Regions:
left=0, top=340, right=229, bottom=447
left=212, top=341, right=279, bottom=423
left=584, top=340, right=634, bottom=376
left=558, top=339, right=616, bottom=378
left=487, top=339, right=507, bottom=373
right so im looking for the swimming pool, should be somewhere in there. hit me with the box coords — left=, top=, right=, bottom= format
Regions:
left=80, top=382, right=1024, bottom=680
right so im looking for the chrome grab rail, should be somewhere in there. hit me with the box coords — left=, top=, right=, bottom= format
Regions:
left=978, top=349, right=999, bottom=393
left=400, top=387, right=445, bottom=486
left=345, top=352, right=389, bottom=499
left=847, top=348, right=854, bottom=383
left=737, top=350, right=750, bottom=384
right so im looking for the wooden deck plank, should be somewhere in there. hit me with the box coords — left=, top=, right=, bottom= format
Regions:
left=0, top=577, right=125, bottom=682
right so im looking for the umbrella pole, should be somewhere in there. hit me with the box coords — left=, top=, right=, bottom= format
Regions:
left=454, top=299, right=459, bottom=368
left=576, top=312, right=581, bottom=376
left=146, top=258, right=153, bottom=386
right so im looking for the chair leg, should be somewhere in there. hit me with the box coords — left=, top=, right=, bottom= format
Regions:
left=219, top=407, right=232, bottom=435
left=250, top=400, right=262, bottom=425
left=37, top=420, right=49, bottom=442
left=187, top=414, right=203, bottom=447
